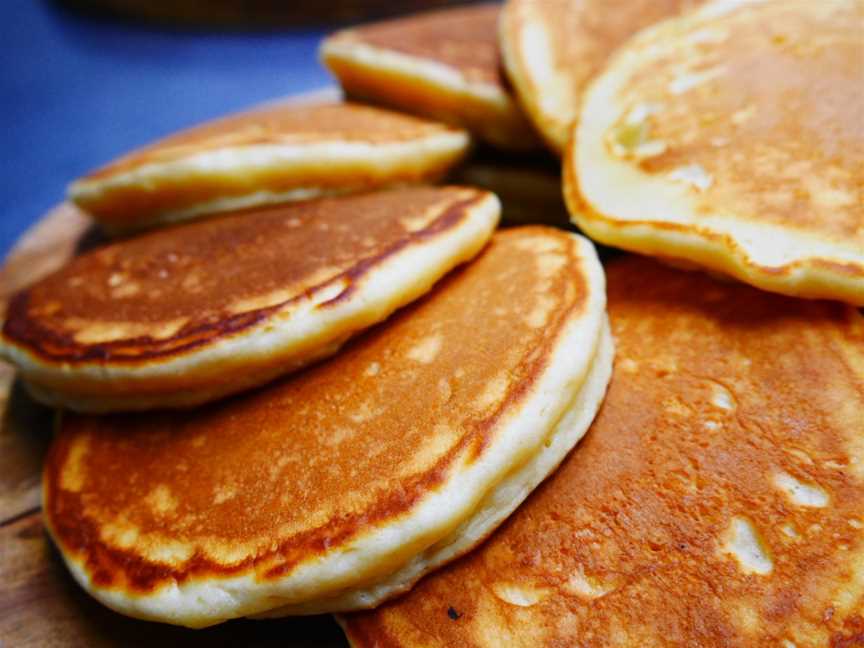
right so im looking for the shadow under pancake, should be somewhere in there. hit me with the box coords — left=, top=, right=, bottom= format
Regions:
left=0, top=376, right=56, bottom=520
left=73, top=220, right=111, bottom=255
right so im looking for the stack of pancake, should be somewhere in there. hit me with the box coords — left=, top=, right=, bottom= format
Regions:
left=2, top=0, right=862, bottom=644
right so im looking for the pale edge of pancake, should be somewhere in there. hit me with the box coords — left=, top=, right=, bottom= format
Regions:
left=68, top=130, right=471, bottom=233
left=42, top=233, right=608, bottom=627
left=565, top=0, right=864, bottom=306
left=271, top=318, right=614, bottom=619
left=499, top=0, right=571, bottom=154
left=320, top=37, right=541, bottom=152
left=3, top=190, right=500, bottom=412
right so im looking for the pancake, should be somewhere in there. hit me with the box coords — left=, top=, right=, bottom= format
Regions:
left=565, top=0, right=864, bottom=305
left=1, top=187, right=499, bottom=412
left=68, top=101, right=470, bottom=233
left=42, top=227, right=612, bottom=627
left=500, top=0, right=699, bottom=153
left=321, top=4, right=541, bottom=151
left=342, top=255, right=864, bottom=647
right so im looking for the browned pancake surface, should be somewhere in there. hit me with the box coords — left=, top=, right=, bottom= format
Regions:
left=44, top=227, right=591, bottom=596
left=607, top=0, right=863, bottom=243
left=4, top=187, right=484, bottom=363
left=343, top=4, right=506, bottom=88
left=85, top=101, right=459, bottom=181
left=344, top=257, right=864, bottom=646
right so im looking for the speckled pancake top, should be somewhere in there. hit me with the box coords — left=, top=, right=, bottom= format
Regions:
left=44, top=227, right=594, bottom=597
left=82, top=101, right=462, bottom=181
left=3, top=187, right=485, bottom=363
left=334, top=4, right=506, bottom=88
left=601, top=0, right=863, bottom=244
left=502, top=0, right=699, bottom=149
left=343, top=256, right=864, bottom=647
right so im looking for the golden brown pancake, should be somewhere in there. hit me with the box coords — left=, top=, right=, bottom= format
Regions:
left=68, top=101, right=470, bottom=232
left=500, top=0, right=699, bottom=153
left=1, top=187, right=499, bottom=412
left=42, top=227, right=611, bottom=627
left=565, top=0, right=864, bottom=305
left=342, top=255, right=864, bottom=648
left=321, top=4, right=541, bottom=151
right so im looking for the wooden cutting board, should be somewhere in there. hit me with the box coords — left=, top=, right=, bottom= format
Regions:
left=0, top=85, right=566, bottom=643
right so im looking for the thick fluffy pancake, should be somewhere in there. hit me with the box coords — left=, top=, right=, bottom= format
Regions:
left=565, top=0, right=864, bottom=305
left=68, top=101, right=470, bottom=232
left=500, top=0, right=699, bottom=153
left=1, top=187, right=499, bottom=412
left=321, top=5, right=541, bottom=151
left=42, top=227, right=610, bottom=627
left=342, top=255, right=864, bottom=647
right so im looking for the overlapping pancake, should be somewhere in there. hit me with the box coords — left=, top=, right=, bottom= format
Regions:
left=342, top=255, right=864, bottom=647
left=42, top=227, right=612, bottom=627
left=565, top=0, right=864, bottom=305
left=1, top=187, right=499, bottom=412
left=68, top=101, right=470, bottom=233
left=500, top=0, right=699, bottom=153
left=321, top=4, right=541, bottom=151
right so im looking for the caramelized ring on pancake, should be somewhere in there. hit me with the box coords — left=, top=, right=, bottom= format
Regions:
left=2, top=187, right=499, bottom=412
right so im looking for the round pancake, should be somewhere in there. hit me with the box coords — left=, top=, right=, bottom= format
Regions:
left=342, top=255, right=864, bottom=648
left=565, top=0, right=864, bottom=305
left=500, top=0, right=699, bottom=153
left=321, top=4, right=542, bottom=151
left=68, top=101, right=470, bottom=232
left=1, top=186, right=499, bottom=412
left=42, top=227, right=610, bottom=627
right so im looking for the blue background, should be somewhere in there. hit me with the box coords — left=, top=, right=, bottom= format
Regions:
left=1, top=3, right=332, bottom=260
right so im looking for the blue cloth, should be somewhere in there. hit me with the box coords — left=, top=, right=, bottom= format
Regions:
left=0, top=3, right=331, bottom=260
